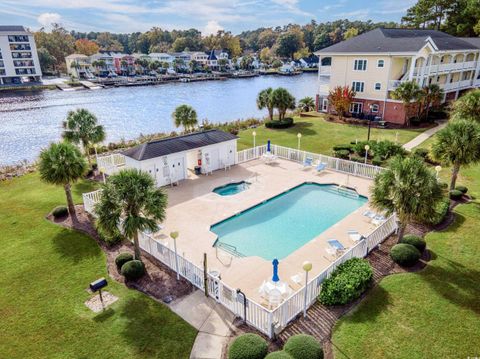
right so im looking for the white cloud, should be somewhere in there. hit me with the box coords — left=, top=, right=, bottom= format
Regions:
left=37, top=12, right=62, bottom=27
left=203, top=20, right=224, bottom=36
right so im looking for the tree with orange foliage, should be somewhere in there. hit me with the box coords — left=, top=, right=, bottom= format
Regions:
left=74, top=38, right=99, bottom=56
left=328, top=86, right=356, bottom=120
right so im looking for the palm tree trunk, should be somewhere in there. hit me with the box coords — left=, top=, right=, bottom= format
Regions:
left=133, top=231, right=141, bottom=260
left=268, top=108, right=274, bottom=121
left=64, top=183, right=77, bottom=223
left=450, top=162, right=460, bottom=190
left=404, top=104, right=410, bottom=127
left=397, top=221, right=406, bottom=242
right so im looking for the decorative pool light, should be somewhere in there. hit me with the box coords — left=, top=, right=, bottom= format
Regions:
left=297, top=133, right=302, bottom=150
left=302, top=260, right=312, bottom=318
left=435, top=165, right=442, bottom=181
left=364, top=144, right=370, bottom=164
left=252, top=131, right=257, bottom=149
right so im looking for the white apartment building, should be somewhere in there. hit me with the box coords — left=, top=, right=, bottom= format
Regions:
left=0, top=25, right=41, bottom=85
left=316, top=28, right=480, bottom=124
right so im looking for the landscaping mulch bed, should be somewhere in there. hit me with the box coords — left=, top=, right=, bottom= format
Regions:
left=47, top=205, right=193, bottom=303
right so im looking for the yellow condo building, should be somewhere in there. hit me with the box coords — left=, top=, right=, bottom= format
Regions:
left=315, top=28, right=480, bottom=124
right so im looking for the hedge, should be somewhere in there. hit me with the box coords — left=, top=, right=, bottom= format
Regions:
left=390, top=243, right=421, bottom=266
left=400, top=234, right=426, bottom=252
left=318, top=258, right=373, bottom=306
left=334, top=149, right=350, bottom=159
left=228, top=334, right=268, bottom=359
left=115, top=252, right=134, bottom=271
left=428, top=197, right=450, bottom=226
left=121, top=260, right=146, bottom=280
left=332, top=144, right=353, bottom=152
left=52, top=206, right=68, bottom=219
left=284, top=334, right=323, bottom=359
left=265, top=118, right=294, bottom=129
left=412, top=148, right=429, bottom=160
left=455, top=185, right=468, bottom=194
left=265, top=351, right=293, bottom=359
left=449, top=189, right=463, bottom=200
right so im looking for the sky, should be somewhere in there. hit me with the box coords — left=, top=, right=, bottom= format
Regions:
left=0, top=0, right=416, bottom=35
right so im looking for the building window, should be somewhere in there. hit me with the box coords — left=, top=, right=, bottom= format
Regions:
left=350, top=102, right=363, bottom=114
left=352, top=81, right=365, bottom=92
left=8, top=35, right=29, bottom=42
left=15, top=68, right=35, bottom=75
left=374, top=82, right=381, bottom=91
left=0, top=69, right=5, bottom=75
left=322, top=99, right=328, bottom=112
left=13, top=60, right=34, bottom=67
left=10, top=44, right=31, bottom=51
left=354, top=59, right=367, bottom=71
left=370, top=104, right=379, bottom=113
left=377, top=59, right=385, bottom=68
left=11, top=52, right=31, bottom=59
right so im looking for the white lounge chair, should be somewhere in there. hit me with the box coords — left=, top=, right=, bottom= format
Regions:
left=348, top=230, right=363, bottom=242
left=316, top=162, right=327, bottom=173
left=303, top=157, right=313, bottom=167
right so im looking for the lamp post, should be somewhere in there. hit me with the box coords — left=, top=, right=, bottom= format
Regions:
left=252, top=131, right=257, bottom=157
left=364, top=144, right=370, bottom=164
left=435, top=165, right=442, bottom=181
left=297, top=133, right=302, bottom=151
left=302, top=261, right=312, bottom=318
left=170, top=231, right=180, bottom=281
left=367, top=104, right=373, bottom=141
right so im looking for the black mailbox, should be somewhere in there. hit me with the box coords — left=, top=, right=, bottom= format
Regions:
left=90, top=278, right=108, bottom=292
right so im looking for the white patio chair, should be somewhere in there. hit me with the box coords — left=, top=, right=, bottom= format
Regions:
left=268, top=288, right=283, bottom=309
left=348, top=230, right=363, bottom=242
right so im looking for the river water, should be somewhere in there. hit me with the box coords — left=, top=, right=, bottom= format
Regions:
left=0, top=73, right=322, bottom=164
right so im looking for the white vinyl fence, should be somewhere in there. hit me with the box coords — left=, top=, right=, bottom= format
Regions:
left=96, top=153, right=126, bottom=175
left=83, top=143, right=396, bottom=338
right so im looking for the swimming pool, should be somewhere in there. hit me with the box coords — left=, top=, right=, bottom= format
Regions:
left=213, top=181, right=250, bottom=196
left=211, top=183, right=367, bottom=260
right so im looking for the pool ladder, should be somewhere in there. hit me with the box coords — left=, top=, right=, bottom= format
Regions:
left=216, top=242, right=245, bottom=258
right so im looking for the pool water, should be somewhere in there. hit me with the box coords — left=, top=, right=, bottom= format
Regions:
left=211, top=183, right=367, bottom=260
left=213, top=181, right=250, bottom=196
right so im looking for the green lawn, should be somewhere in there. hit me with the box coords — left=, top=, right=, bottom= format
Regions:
left=331, top=163, right=480, bottom=358
left=0, top=174, right=196, bottom=359
left=237, top=115, right=426, bottom=154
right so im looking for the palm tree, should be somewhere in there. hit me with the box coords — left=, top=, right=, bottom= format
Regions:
left=451, top=88, right=480, bottom=122
left=431, top=120, right=480, bottom=190
left=420, top=84, right=444, bottom=121
left=371, top=156, right=442, bottom=241
left=95, top=169, right=167, bottom=260
left=172, top=104, right=198, bottom=132
left=39, top=142, right=87, bottom=222
left=391, top=81, right=422, bottom=126
left=272, top=87, right=296, bottom=120
left=298, top=96, right=315, bottom=112
left=62, top=109, right=106, bottom=167
left=256, top=88, right=275, bottom=121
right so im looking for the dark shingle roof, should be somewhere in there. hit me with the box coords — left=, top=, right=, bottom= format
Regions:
left=459, top=37, right=480, bottom=49
left=123, top=130, right=237, bottom=161
left=0, top=25, right=27, bottom=32
left=317, top=28, right=478, bottom=54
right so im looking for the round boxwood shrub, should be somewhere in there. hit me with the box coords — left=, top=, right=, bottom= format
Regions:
left=438, top=181, right=448, bottom=189
left=390, top=243, right=421, bottom=267
left=228, top=333, right=268, bottom=359
left=455, top=185, right=468, bottom=194
left=334, top=149, right=350, bottom=159
left=115, top=252, right=134, bottom=271
left=265, top=351, right=293, bottom=359
left=265, top=117, right=294, bottom=129
left=412, top=148, right=429, bottom=160
left=318, top=258, right=373, bottom=306
left=372, top=156, right=382, bottom=166
left=52, top=206, right=68, bottom=219
left=332, top=144, right=353, bottom=152
left=121, top=260, right=145, bottom=280
left=449, top=189, right=463, bottom=200
left=284, top=334, right=323, bottom=359
left=400, top=234, right=426, bottom=252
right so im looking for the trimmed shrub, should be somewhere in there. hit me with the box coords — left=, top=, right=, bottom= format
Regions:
left=449, top=189, right=463, bottom=200
left=390, top=243, right=421, bottom=267
left=428, top=197, right=450, bottom=226
left=284, top=334, right=323, bottom=359
left=265, top=351, right=293, bottom=359
left=438, top=181, right=449, bottom=189
left=121, top=260, right=145, bottom=280
left=318, top=258, right=373, bottom=306
left=52, top=206, right=68, bottom=219
left=332, top=144, right=353, bottom=152
left=265, top=118, right=294, bottom=129
left=372, top=156, right=382, bottom=166
left=455, top=185, right=468, bottom=194
left=400, top=234, right=426, bottom=252
left=115, top=252, right=134, bottom=271
left=374, top=140, right=407, bottom=160
left=228, top=333, right=268, bottom=359
left=353, top=140, right=374, bottom=156
left=333, top=149, right=350, bottom=159
left=349, top=155, right=364, bottom=163
left=412, top=148, right=429, bottom=160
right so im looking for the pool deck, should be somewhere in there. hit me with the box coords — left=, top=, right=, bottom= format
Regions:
left=154, top=158, right=380, bottom=306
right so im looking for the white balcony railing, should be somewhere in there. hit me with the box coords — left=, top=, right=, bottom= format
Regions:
left=414, top=61, right=477, bottom=76
left=318, top=83, right=330, bottom=95
left=318, top=65, right=331, bottom=76
left=443, top=79, right=473, bottom=91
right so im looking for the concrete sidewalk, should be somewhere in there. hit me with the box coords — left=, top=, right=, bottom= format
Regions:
left=169, top=290, right=236, bottom=359
left=402, top=121, right=447, bottom=151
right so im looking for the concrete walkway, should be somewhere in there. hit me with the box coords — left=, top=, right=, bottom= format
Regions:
left=402, top=121, right=447, bottom=150
left=169, top=290, right=235, bottom=359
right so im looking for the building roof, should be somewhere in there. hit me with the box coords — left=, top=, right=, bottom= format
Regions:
left=65, top=54, right=89, bottom=59
left=0, top=25, right=28, bottom=33
left=206, top=50, right=217, bottom=60
left=123, top=129, right=238, bottom=161
left=316, top=28, right=479, bottom=54
left=459, top=37, right=480, bottom=49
